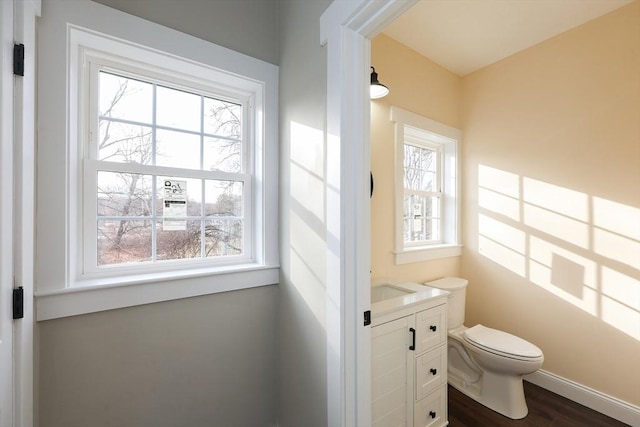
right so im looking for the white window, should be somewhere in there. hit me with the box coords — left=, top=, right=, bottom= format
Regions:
left=391, top=107, right=462, bottom=264
left=35, top=14, right=278, bottom=320
left=82, top=58, right=252, bottom=277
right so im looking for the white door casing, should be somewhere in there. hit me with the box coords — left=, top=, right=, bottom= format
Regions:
left=0, top=0, right=16, bottom=422
left=1, top=0, right=38, bottom=426
left=13, top=1, right=39, bottom=426
left=320, top=1, right=418, bottom=425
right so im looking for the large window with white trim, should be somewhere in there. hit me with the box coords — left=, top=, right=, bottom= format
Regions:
left=66, top=26, right=276, bottom=284
left=36, top=8, right=278, bottom=320
left=392, top=106, right=462, bottom=264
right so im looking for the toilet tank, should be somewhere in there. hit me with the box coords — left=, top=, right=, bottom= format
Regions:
left=425, top=277, right=468, bottom=329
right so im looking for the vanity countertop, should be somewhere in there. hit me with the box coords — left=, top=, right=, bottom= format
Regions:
left=371, top=281, right=449, bottom=325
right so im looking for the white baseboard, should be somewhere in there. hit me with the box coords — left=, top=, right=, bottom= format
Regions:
left=525, top=370, right=640, bottom=427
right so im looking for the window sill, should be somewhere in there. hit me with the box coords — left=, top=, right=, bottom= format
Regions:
left=35, top=263, right=279, bottom=321
left=394, top=244, right=462, bottom=265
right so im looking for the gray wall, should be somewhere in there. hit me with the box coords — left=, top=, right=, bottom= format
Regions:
left=277, top=1, right=332, bottom=426
left=38, top=286, right=278, bottom=427
left=92, top=0, right=279, bottom=65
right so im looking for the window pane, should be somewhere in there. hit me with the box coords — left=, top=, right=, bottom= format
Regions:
left=156, top=129, right=201, bottom=170
left=156, top=177, right=202, bottom=218
left=99, top=72, right=153, bottom=124
left=156, top=86, right=201, bottom=132
left=205, top=181, right=243, bottom=217
left=98, top=172, right=152, bottom=217
left=204, top=137, right=241, bottom=173
left=156, top=220, right=202, bottom=260
left=404, top=144, right=437, bottom=191
left=205, top=219, right=243, bottom=257
left=98, top=120, right=153, bottom=164
left=403, top=194, right=440, bottom=243
left=203, top=97, right=242, bottom=138
left=98, top=219, right=152, bottom=265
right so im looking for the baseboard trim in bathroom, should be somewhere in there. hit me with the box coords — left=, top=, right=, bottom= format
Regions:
left=525, top=370, right=640, bottom=427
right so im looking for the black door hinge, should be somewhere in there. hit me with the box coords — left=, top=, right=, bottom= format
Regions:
left=364, top=310, right=371, bottom=326
left=13, top=287, right=24, bottom=319
left=13, top=43, right=24, bottom=76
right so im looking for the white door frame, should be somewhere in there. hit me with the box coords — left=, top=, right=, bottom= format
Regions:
left=1, top=0, right=38, bottom=426
left=320, top=1, right=418, bottom=425
left=13, top=1, right=39, bottom=426
left=1, top=0, right=17, bottom=422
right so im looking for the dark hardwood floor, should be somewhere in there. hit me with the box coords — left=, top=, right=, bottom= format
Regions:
left=448, top=381, right=632, bottom=427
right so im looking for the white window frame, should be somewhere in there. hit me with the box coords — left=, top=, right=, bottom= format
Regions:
left=34, top=13, right=278, bottom=320
left=80, top=52, right=254, bottom=278
left=391, top=106, right=462, bottom=264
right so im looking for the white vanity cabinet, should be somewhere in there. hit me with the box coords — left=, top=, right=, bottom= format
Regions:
left=372, top=290, right=448, bottom=427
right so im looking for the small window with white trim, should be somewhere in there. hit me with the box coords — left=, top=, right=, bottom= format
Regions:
left=391, top=106, right=462, bottom=264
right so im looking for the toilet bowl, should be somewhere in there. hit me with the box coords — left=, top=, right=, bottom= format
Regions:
left=425, top=277, right=544, bottom=419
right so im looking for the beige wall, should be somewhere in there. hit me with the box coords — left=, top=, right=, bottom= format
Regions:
left=461, top=2, right=640, bottom=405
left=370, top=34, right=462, bottom=284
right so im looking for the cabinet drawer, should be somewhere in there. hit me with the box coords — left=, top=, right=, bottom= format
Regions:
left=415, top=345, right=447, bottom=401
left=415, top=305, right=446, bottom=353
left=414, top=385, right=447, bottom=427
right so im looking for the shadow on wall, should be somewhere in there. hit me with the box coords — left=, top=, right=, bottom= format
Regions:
left=477, top=164, right=640, bottom=341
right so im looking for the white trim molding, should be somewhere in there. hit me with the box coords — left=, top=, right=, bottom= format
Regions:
left=526, top=370, right=640, bottom=426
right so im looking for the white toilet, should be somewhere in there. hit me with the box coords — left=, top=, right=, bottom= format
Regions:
left=425, top=277, right=544, bottom=419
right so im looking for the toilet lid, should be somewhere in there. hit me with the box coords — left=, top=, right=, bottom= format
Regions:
left=463, top=325, right=542, bottom=359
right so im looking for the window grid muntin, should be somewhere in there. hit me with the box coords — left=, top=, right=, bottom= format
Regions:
left=86, top=60, right=252, bottom=273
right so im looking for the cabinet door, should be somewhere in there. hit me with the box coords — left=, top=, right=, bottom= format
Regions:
left=372, top=316, right=413, bottom=427
left=415, top=305, right=446, bottom=354
left=415, top=345, right=447, bottom=401
left=414, top=386, right=447, bottom=427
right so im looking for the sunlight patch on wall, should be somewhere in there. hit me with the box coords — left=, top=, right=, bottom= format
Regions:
left=288, top=120, right=327, bottom=330
left=477, top=163, right=640, bottom=340
left=593, top=228, right=640, bottom=270
left=601, top=267, right=640, bottom=340
left=478, top=164, right=520, bottom=197
left=290, top=121, right=325, bottom=223
left=593, top=197, right=640, bottom=238
left=291, top=162, right=325, bottom=222
left=479, top=214, right=526, bottom=276
left=478, top=187, right=520, bottom=221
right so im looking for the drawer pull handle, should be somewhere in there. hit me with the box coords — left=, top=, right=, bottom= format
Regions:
left=430, top=325, right=437, bottom=332
left=409, top=327, right=416, bottom=351
left=429, top=411, right=436, bottom=419
left=430, top=368, right=437, bottom=375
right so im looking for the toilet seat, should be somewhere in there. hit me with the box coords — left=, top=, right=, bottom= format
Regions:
left=463, top=325, right=543, bottom=360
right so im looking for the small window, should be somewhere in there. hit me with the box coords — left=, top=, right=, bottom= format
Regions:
left=391, top=107, right=462, bottom=264
left=403, top=139, right=442, bottom=246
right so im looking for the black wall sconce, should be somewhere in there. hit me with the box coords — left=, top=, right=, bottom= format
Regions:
left=370, top=66, right=389, bottom=99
